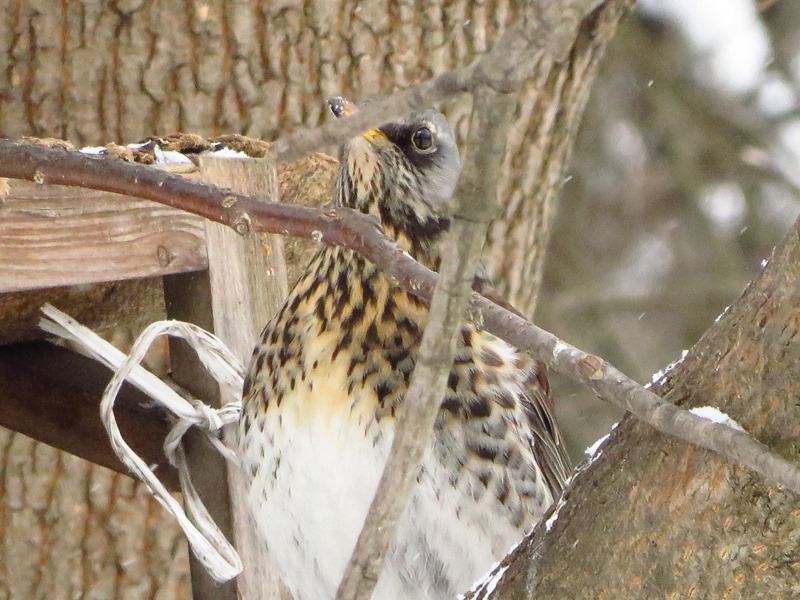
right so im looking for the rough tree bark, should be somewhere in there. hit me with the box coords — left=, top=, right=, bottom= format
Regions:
left=481, top=216, right=800, bottom=598
left=0, top=1, right=631, bottom=598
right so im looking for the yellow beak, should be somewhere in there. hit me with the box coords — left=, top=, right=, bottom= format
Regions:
left=363, top=128, right=388, bottom=144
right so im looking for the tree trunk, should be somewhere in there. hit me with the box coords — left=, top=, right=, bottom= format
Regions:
left=0, top=0, right=628, bottom=313
left=481, top=215, right=800, bottom=598
left=0, top=1, right=631, bottom=597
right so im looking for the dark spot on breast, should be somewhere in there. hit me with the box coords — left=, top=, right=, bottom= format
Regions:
left=510, top=507, right=525, bottom=528
left=447, top=371, right=459, bottom=391
left=440, top=395, right=462, bottom=416
left=289, top=294, right=302, bottom=314
left=495, top=390, right=516, bottom=409
left=374, top=380, right=392, bottom=406
left=477, top=470, right=490, bottom=488
left=254, top=352, right=266, bottom=374
left=461, top=329, right=473, bottom=347
left=381, top=295, right=397, bottom=321
left=480, top=347, right=504, bottom=368
left=397, top=315, right=419, bottom=336
left=242, top=373, right=253, bottom=397
left=335, top=268, right=349, bottom=297
left=471, top=441, right=498, bottom=462
left=453, top=352, right=472, bottom=365
left=332, top=331, right=352, bottom=361
left=387, top=347, right=410, bottom=371
left=342, top=302, right=365, bottom=331
left=365, top=322, right=380, bottom=346
left=467, top=397, right=492, bottom=419
left=496, top=477, right=511, bottom=505
left=278, top=346, right=290, bottom=367
left=315, top=298, right=326, bottom=321
left=362, top=278, right=376, bottom=309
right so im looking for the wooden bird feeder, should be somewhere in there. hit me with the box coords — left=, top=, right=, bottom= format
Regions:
left=0, top=138, right=337, bottom=600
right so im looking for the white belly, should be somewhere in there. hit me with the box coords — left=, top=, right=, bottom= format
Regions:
left=243, top=401, right=517, bottom=600
left=248, top=413, right=388, bottom=599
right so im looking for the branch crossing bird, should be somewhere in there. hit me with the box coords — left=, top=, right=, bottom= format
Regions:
left=240, top=100, right=571, bottom=600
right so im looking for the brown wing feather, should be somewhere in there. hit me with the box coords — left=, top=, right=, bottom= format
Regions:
left=520, top=360, right=572, bottom=496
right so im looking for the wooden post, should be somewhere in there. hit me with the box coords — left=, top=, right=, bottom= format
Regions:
left=163, top=156, right=290, bottom=600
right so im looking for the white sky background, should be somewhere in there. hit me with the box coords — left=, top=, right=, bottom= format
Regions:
left=639, top=0, right=800, bottom=235
left=641, top=0, right=770, bottom=94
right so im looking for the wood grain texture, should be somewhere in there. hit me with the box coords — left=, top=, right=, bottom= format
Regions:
left=0, top=180, right=207, bottom=293
left=163, top=156, right=291, bottom=600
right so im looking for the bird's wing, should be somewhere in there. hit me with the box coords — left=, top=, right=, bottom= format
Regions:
left=519, top=360, right=572, bottom=496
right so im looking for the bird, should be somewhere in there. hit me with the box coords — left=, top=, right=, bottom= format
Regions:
left=239, top=102, right=571, bottom=600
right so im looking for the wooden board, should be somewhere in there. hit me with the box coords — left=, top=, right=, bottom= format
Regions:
left=163, top=156, right=291, bottom=600
left=0, top=341, right=178, bottom=489
left=0, top=179, right=208, bottom=293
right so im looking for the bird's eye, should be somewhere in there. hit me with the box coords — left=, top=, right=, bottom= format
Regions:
left=411, top=126, right=435, bottom=153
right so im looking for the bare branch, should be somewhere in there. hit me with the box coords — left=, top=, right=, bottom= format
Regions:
left=1, top=140, right=799, bottom=496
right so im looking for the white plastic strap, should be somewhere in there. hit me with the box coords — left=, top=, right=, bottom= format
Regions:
left=40, top=304, right=245, bottom=582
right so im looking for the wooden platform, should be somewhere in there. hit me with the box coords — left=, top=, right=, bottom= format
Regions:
left=0, top=149, right=338, bottom=600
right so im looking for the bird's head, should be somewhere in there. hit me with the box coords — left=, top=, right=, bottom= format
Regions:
left=333, top=106, right=462, bottom=265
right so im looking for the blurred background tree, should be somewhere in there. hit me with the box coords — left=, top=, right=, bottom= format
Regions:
left=0, top=0, right=797, bottom=598
left=540, top=0, right=800, bottom=457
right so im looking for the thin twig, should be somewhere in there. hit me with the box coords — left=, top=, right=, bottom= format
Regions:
left=1, top=140, right=799, bottom=495
left=334, top=87, right=517, bottom=600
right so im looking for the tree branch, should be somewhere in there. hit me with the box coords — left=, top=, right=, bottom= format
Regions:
left=1, top=140, right=799, bottom=496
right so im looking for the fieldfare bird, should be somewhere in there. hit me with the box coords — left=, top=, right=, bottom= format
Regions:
left=240, top=104, right=571, bottom=600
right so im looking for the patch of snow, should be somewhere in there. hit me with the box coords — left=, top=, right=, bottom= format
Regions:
left=545, top=495, right=567, bottom=532
left=461, top=555, right=511, bottom=599
left=585, top=434, right=610, bottom=460
left=482, top=565, right=507, bottom=596
left=206, top=147, right=250, bottom=159
left=648, top=349, right=688, bottom=386
left=80, top=146, right=106, bottom=155
left=689, top=406, right=744, bottom=431
left=153, top=145, right=193, bottom=165
left=714, top=305, right=732, bottom=324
